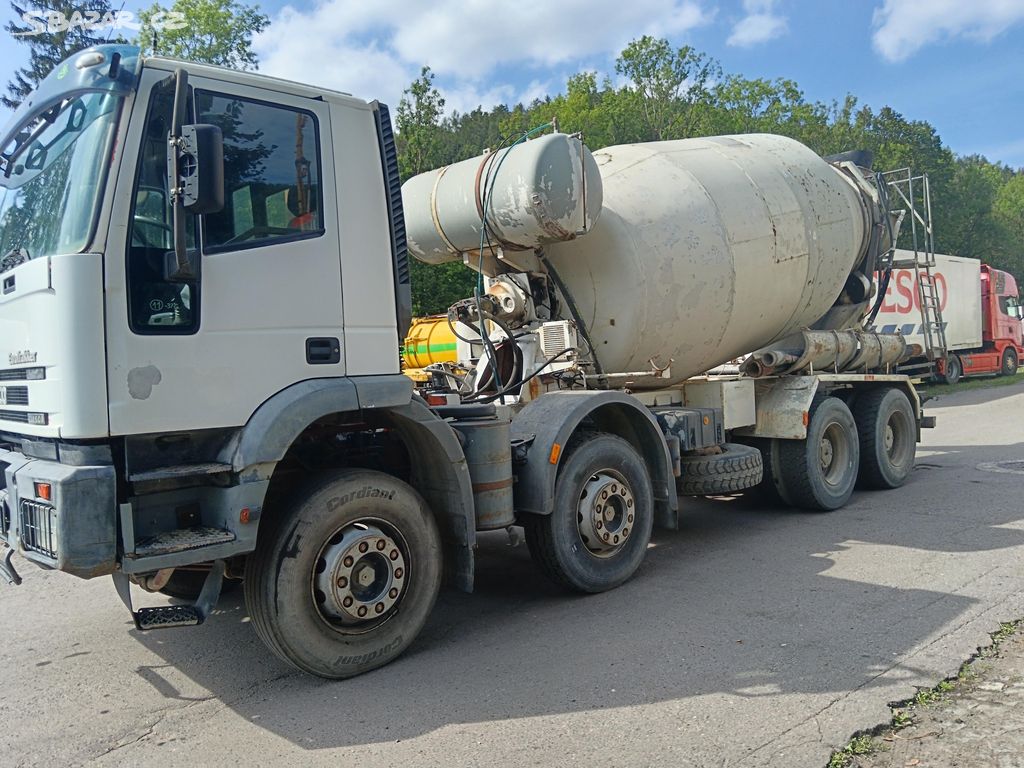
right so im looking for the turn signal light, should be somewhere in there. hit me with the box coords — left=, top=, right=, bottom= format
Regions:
left=34, top=482, right=51, bottom=501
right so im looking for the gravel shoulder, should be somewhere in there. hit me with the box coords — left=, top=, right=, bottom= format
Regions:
left=833, top=621, right=1024, bottom=768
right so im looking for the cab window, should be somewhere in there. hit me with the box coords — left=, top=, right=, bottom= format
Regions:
left=195, top=92, right=322, bottom=251
left=125, top=80, right=198, bottom=334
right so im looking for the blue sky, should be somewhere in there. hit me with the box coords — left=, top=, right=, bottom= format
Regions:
left=2, top=0, right=1024, bottom=167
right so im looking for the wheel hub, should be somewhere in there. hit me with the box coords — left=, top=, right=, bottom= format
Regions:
left=819, top=437, right=835, bottom=470
left=577, top=471, right=634, bottom=556
left=314, top=523, right=406, bottom=625
left=884, top=422, right=895, bottom=453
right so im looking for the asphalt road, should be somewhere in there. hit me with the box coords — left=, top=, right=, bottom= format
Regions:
left=2, top=381, right=1023, bottom=768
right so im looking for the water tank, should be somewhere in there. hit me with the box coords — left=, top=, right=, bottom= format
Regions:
left=402, top=133, right=602, bottom=263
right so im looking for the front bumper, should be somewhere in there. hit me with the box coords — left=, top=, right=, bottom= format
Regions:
left=0, top=448, right=116, bottom=578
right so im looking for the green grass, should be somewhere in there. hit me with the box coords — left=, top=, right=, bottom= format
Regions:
left=918, top=370, right=1024, bottom=398
left=827, top=735, right=877, bottom=768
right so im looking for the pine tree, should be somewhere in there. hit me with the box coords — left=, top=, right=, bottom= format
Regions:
left=3, top=0, right=115, bottom=110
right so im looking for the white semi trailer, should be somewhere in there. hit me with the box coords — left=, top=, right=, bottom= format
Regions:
left=0, top=46, right=931, bottom=678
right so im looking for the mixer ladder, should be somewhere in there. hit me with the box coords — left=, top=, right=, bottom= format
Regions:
left=881, top=168, right=947, bottom=375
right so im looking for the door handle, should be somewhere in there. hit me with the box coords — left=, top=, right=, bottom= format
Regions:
left=306, top=337, right=341, bottom=364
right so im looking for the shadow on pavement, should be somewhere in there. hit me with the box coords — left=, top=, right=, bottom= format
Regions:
left=127, top=450, right=1024, bottom=750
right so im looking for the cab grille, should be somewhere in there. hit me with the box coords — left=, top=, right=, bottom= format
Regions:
left=20, top=499, right=57, bottom=558
left=0, top=386, right=28, bottom=405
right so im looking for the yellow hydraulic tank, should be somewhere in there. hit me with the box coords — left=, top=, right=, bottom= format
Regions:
left=403, top=316, right=458, bottom=371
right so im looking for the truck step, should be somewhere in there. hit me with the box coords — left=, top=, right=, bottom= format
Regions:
left=135, top=604, right=203, bottom=629
left=133, top=527, right=235, bottom=557
left=112, top=560, right=225, bottom=632
left=129, top=462, right=233, bottom=483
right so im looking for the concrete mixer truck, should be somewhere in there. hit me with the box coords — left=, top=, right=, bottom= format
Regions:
left=0, top=45, right=929, bottom=679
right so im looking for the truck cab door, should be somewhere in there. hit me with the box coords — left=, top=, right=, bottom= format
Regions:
left=105, top=69, right=343, bottom=435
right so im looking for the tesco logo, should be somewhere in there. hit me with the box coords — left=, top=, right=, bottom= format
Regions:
left=878, top=270, right=948, bottom=315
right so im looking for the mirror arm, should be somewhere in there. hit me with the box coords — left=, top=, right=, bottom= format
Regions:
left=168, top=68, right=194, bottom=281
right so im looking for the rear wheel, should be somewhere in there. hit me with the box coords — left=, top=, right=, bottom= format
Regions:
left=244, top=469, right=442, bottom=679
left=942, top=355, right=962, bottom=385
left=853, top=387, right=916, bottom=490
left=524, top=433, right=654, bottom=593
left=778, top=397, right=860, bottom=511
left=1001, top=348, right=1019, bottom=377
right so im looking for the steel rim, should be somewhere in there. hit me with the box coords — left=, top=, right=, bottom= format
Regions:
left=819, top=421, right=850, bottom=488
left=886, top=408, right=912, bottom=467
left=576, top=469, right=634, bottom=558
left=312, top=519, right=408, bottom=632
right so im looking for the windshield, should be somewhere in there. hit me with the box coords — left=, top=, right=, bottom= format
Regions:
left=0, top=91, right=122, bottom=260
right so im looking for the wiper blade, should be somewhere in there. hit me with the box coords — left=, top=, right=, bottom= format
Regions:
left=0, top=248, right=30, bottom=274
left=1, top=104, right=61, bottom=179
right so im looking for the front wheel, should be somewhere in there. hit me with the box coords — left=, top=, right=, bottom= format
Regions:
left=777, top=397, right=860, bottom=511
left=1001, top=348, right=1019, bottom=377
left=524, top=433, right=654, bottom=593
left=245, top=469, right=442, bottom=679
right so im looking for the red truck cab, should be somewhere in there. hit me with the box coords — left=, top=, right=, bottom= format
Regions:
left=962, top=266, right=1023, bottom=377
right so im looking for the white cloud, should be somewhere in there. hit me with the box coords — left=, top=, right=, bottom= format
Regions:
left=726, top=0, right=787, bottom=47
left=872, top=0, right=1024, bottom=62
left=253, top=0, right=713, bottom=115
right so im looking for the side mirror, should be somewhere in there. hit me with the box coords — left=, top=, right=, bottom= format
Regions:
left=169, top=123, right=224, bottom=214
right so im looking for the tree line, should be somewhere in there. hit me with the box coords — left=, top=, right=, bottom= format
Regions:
left=397, top=37, right=1024, bottom=315
left=3, top=10, right=1019, bottom=317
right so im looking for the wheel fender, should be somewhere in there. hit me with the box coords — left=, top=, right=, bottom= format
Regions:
left=219, top=377, right=477, bottom=593
left=222, top=376, right=412, bottom=470
left=732, top=376, right=820, bottom=440
left=376, top=399, right=477, bottom=593
left=511, top=391, right=678, bottom=529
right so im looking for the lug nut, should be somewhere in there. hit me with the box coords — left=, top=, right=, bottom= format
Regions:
left=596, top=520, right=603, bottom=529
left=343, top=596, right=353, bottom=608
left=357, top=606, right=368, bottom=617
left=627, top=498, right=633, bottom=508
left=627, top=514, right=634, bottom=523
left=375, top=603, right=385, bottom=614
left=358, top=541, right=369, bottom=553
left=613, top=535, right=620, bottom=544
left=337, top=576, right=348, bottom=588
left=601, top=491, right=608, bottom=500
left=389, top=587, right=399, bottom=599
left=623, top=527, right=630, bottom=537
left=394, top=568, right=404, bottom=579
left=389, top=550, right=399, bottom=561
left=376, top=539, right=387, bottom=551
left=343, top=555, right=354, bottom=567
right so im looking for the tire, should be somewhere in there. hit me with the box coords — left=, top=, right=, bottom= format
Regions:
left=677, top=443, right=763, bottom=496
left=159, top=568, right=240, bottom=600
left=942, top=355, right=962, bottom=385
left=736, top=437, right=792, bottom=506
left=777, top=396, right=860, bottom=511
left=1001, top=348, right=1019, bottom=377
left=853, top=387, right=916, bottom=490
left=523, top=432, right=654, bottom=593
left=244, top=469, right=442, bottom=679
